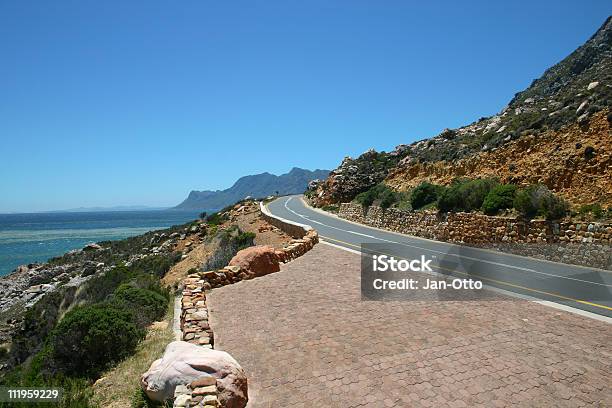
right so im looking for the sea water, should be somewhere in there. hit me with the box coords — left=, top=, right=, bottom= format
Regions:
left=0, top=210, right=202, bottom=276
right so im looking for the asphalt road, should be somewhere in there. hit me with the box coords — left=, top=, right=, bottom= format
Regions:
left=266, top=195, right=612, bottom=318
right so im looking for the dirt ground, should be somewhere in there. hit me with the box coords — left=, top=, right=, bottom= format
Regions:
left=228, top=201, right=292, bottom=249
left=162, top=201, right=292, bottom=288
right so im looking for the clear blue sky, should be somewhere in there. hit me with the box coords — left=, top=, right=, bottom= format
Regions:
left=0, top=1, right=609, bottom=212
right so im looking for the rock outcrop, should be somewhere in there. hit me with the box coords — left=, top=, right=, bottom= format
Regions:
left=141, top=341, right=248, bottom=408
left=309, top=150, right=403, bottom=206
left=228, top=245, right=280, bottom=277
left=310, top=17, right=612, bottom=209
left=385, top=111, right=612, bottom=207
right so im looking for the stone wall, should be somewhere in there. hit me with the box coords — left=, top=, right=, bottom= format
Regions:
left=260, top=200, right=314, bottom=239
left=338, top=202, right=612, bottom=270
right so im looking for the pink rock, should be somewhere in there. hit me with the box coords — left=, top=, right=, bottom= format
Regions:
left=141, top=341, right=247, bottom=408
left=228, top=245, right=280, bottom=277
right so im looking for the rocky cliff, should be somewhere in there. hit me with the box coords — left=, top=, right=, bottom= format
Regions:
left=310, top=17, right=612, bottom=208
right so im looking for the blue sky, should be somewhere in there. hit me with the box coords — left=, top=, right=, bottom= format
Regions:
left=0, top=1, right=610, bottom=212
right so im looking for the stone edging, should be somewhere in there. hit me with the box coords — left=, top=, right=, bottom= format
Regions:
left=173, top=279, right=219, bottom=407
left=173, top=201, right=319, bottom=407
left=259, top=199, right=313, bottom=238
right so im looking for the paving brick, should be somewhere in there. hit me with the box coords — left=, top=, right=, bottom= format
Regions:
left=207, top=244, right=612, bottom=407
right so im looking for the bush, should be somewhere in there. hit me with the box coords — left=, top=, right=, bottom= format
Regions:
left=354, top=186, right=380, bottom=207
left=540, top=192, right=570, bottom=220
left=379, top=189, right=396, bottom=209
left=481, top=184, right=517, bottom=215
left=201, top=226, right=255, bottom=271
left=513, top=187, right=539, bottom=218
left=578, top=203, right=604, bottom=219
left=131, top=253, right=182, bottom=278
left=513, top=184, right=569, bottom=220
left=206, top=211, right=228, bottom=226
left=354, top=183, right=401, bottom=209
left=437, top=178, right=498, bottom=213
left=410, top=182, right=443, bottom=210
left=112, top=284, right=167, bottom=328
left=235, top=231, right=256, bottom=250
left=46, top=304, right=144, bottom=378
left=80, top=259, right=175, bottom=304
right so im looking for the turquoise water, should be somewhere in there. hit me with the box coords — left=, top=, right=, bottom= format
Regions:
left=0, top=210, right=202, bottom=276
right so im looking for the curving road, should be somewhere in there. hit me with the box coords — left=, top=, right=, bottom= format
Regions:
left=265, top=195, right=612, bottom=318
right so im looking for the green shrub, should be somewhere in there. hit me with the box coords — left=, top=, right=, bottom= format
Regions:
left=438, top=178, right=498, bottom=213
left=112, top=284, right=167, bottom=328
left=540, top=192, right=570, bottom=221
left=354, top=186, right=379, bottom=207
left=235, top=231, right=256, bottom=250
left=410, top=182, right=444, bottom=210
left=513, top=187, right=539, bottom=218
left=46, top=304, right=144, bottom=379
left=481, top=184, right=517, bottom=215
left=206, top=211, right=228, bottom=226
left=80, top=259, right=174, bottom=304
left=202, top=226, right=255, bottom=271
left=513, top=184, right=569, bottom=220
left=130, top=253, right=182, bottom=278
left=379, top=189, right=397, bottom=209
left=354, top=183, right=400, bottom=209
left=578, top=203, right=604, bottom=219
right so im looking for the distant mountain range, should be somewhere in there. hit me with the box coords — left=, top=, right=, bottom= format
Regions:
left=174, top=167, right=330, bottom=210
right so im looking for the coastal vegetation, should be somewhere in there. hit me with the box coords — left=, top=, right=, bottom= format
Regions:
left=0, top=204, right=257, bottom=407
left=0, top=263, right=172, bottom=407
left=351, top=178, right=575, bottom=221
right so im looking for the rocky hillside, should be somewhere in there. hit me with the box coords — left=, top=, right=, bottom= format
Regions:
left=176, top=167, right=329, bottom=210
left=310, top=17, right=611, bottom=208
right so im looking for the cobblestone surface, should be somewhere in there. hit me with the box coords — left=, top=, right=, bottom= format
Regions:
left=207, top=244, right=611, bottom=407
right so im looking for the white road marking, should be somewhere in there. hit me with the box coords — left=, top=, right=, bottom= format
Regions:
left=281, top=197, right=612, bottom=288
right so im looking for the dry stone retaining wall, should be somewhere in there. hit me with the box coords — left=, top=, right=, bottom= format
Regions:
left=174, top=280, right=219, bottom=407
left=338, top=202, right=612, bottom=269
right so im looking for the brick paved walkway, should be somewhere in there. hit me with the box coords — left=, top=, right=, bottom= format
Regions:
left=207, top=244, right=611, bottom=407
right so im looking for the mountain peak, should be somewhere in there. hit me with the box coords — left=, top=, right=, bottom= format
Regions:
left=174, top=168, right=330, bottom=210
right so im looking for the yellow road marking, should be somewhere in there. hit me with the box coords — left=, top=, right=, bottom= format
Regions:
left=320, top=235, right=612, bottom=312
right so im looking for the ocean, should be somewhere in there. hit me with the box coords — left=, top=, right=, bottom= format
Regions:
left=0, top=210, right=202, bottom=276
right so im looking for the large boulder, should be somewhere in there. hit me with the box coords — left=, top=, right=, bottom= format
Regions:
left=228, top=245, right=280, bottom=277
left=141, top=341, right=247, bottom=408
